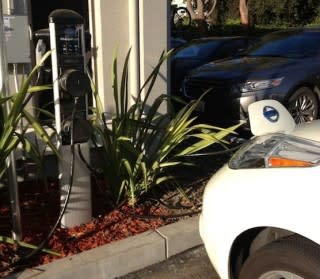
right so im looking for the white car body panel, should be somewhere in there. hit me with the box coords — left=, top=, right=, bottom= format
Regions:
left=200, top=164, right=320, bottom=279
left=292, top=120, right=320, bottom=141
left=199, top=100, right=320, bottom=279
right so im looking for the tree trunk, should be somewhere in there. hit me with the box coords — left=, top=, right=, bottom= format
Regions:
left=239, top=0, right=249, bottom=26
left=186, top=0, right=205, bottom=21
left=204, top=0, right=217, bottom=25
left=186, top=0, right=207, bottom=36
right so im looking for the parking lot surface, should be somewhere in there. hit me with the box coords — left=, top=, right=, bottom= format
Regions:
left=119, top=245, right=220, bottom=279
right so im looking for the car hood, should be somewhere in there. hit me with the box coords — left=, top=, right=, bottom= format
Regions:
left=188, top=56, right=297, bottom=81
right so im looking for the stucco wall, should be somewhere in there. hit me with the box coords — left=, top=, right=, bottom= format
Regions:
left=89, top=0, right=169, bottom=115
left=88, top=0, right=130, bottom=115
left=139, top=0, right=170, bottom=114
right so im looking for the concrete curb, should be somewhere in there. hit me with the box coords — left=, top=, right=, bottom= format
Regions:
left=6, top=216, right=202, bottom=279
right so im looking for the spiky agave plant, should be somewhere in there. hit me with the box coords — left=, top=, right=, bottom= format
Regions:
left=90, top=49, right=241, bottom=207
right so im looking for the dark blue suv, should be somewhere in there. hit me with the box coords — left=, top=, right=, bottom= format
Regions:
left=183, top=28, right=320, bottom=126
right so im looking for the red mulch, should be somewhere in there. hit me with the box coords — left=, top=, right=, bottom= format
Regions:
left=0, top=152, right=226, bottom=278
left=0, top=176, right=200, bottom=277
left=0, top=143, right=233, bottom=278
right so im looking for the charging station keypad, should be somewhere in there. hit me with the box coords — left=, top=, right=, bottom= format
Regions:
left=56, top=24, right=82, bottom=56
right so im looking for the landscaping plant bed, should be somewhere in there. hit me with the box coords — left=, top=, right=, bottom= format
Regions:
left=0, top=152, right=231, bottom=278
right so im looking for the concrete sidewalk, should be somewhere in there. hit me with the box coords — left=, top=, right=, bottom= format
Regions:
left=7, top=216, right=203, bottom=279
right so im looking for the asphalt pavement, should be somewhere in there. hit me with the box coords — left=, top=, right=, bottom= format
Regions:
left=119, top=245, right=220, bottom=279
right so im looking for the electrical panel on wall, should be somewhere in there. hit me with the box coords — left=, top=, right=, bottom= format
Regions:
left=3, top=15, right=31, bottom=63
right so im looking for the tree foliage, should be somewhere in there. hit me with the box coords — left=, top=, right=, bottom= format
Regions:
left=185, top=0, right=250, bottom=27
left=249, top=0, right=320, bottom=26
left=215, top=0, right=320, bottom=27
left=188, top=0, right=320, bottom=27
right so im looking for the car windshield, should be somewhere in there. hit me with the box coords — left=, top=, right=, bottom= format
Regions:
left=175, top=40, right=223, bottom=59
left=244, top=30, right=320, bottom=58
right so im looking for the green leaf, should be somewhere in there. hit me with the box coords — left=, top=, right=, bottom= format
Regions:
left=158, top=161, right=182, bottom=168
left=120, top=48, right=131, bottom=115
left=33, top=107, right=55, bottom=119
left=27, top=84, right=52, bottom=93
left=3, top=136, right=19, bottom=154
left=22, top=110, right=59, bottom=157
left=112, top=48, right=119, bottom=117
left=0, top=96, right=12, bottom=105
left=86, top=71, right=104, bottom=121
left=0, top=235, right=61, bottom=257
left=155, top=175, right=175, bottom=185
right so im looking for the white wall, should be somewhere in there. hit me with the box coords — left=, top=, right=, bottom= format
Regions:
left=88, top=0, right=170, bottom=115
left=139, top=0, right=170, bottom=114
left=88, top=0, right=130, bottom=115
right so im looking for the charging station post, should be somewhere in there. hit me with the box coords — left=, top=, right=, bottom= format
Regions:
left=49, top=9, right=92, bottom=228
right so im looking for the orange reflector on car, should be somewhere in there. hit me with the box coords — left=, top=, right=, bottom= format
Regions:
left=268, top=157, right=313, bottom=167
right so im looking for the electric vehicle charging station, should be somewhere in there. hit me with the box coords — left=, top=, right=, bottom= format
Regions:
left=48, top=9, right=92, bottom=228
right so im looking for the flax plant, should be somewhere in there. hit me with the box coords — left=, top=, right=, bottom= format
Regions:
left=0, top=51, right=60, bottom=259
left=0, top=51, right=58, bottom=182
left=90, top=49, right=241, bottom=207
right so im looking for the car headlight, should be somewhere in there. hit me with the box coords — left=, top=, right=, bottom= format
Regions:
left=239, top=77, right=284, bottom=93
left=229, top=133, right=320, bottom=169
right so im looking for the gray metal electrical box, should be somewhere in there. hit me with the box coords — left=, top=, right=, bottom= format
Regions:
left=3, top=15, right=31, bottom=63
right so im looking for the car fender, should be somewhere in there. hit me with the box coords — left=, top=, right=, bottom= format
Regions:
left=200, top=164, right=320, bottom=279
left=292, top=119, right=320, bottom=141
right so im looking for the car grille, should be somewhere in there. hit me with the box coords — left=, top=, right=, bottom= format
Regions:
left=183, top=78, right=243, bottom=124
left=183, top=79, right=232, bottom=99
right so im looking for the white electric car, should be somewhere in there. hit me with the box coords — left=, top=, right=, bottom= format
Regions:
left=199, top=100, right=320, bottom=279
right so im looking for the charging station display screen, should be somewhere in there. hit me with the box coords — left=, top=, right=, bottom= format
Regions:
left=56, top=24, right=82, bottom=56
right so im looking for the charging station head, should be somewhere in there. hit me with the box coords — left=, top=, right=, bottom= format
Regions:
left=59, top=69, right=90, bottom=97
left=49, top=9, right=83, bottom=24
